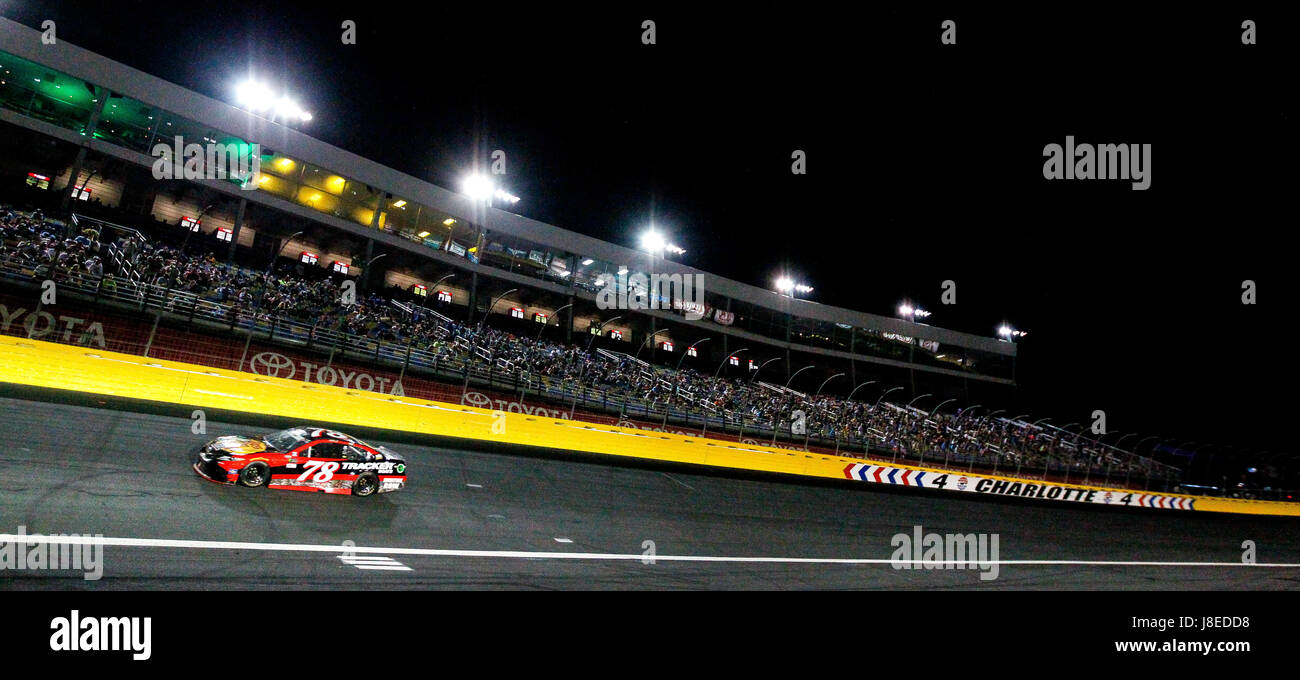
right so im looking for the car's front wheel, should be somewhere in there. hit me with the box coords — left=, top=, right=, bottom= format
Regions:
left=239, top=462, right=270, bottom=488
left=353, top=472, right=379, bottom=497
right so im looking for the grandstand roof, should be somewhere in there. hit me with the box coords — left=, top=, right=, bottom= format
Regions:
left=0, top=16, right=1013, bottom=364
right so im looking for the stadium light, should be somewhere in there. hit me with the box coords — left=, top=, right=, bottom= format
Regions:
left=998, top=324, right=1028, bottom=341
left=898, top=303, right=931, bottom=320
left=775, top=276, right=813, bottom=296
left=907, top=393, right=933, bottom=409
left=234, top=80, right=311, bottom=122
left=461, top=174, right=496, bottom=201
left=640, top=229, right=685, bottom=257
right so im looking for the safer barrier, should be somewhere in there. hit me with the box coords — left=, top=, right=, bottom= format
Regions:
left=1, top=335, right=1296, bottom=517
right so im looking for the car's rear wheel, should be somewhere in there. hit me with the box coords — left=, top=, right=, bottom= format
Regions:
left=353, top=472, right=379, bottom=497
left=239, top=462, right=270, bottom=488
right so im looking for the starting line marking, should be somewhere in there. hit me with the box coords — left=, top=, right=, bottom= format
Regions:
left=4, top=534, right=1300, bottom=568
left=339, top=555, right=412, bottom=572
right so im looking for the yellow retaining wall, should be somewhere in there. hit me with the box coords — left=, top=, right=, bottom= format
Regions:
left=0, top=336, right=1295, bottom=517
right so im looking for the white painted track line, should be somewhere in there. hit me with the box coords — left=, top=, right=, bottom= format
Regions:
left=6, top=534, right=1300, bottom=568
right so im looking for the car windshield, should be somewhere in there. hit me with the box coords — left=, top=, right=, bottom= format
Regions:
left=261, top=427, right=311, bottom=452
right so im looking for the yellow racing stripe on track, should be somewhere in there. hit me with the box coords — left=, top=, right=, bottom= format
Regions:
left=2, top=336, right=1297, bottom=517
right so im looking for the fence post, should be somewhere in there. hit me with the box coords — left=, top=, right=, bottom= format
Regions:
left=398, top=342, right=412, bottom=385
left=238, top=329, right=254, bottom=373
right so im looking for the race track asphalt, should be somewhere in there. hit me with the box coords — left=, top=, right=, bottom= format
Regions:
left=2, top=396, right=1298, bottom=590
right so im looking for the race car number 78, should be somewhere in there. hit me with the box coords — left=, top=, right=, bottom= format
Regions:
left=298, top=460, right=340, bottom=482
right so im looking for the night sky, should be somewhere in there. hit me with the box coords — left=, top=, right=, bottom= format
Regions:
left=2, top=3, right=1292, bottom=460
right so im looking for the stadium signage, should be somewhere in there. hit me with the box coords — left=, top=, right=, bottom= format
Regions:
left=461, top=391, right=573, bottom=419
left=841, top=463, right=1195, bottom=510
left=248, top=352, right=405, bottom=395
left=0, top=305, right=107, bottom=347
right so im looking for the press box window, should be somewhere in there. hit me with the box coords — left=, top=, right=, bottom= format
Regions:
left=215, top=228, right=233, bottom=243
left=509, top=307, right=525, bottom=320
left=332, top=261, right=349, bottom=274
left=412, top=284, right=428, bottom=297
left=300, top=251, right=318, bottom=265
left=533, top=313, right=548, bottom=324
left=436, top=290, right=452, bottom=303
left=661, top=342, right=674, bottom=352
left=180, top=216, right=201, bottom=232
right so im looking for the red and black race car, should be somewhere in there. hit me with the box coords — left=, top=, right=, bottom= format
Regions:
left=193, top=426, right=407, bottom=497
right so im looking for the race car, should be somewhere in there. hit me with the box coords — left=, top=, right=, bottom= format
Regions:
left=193, top=426, right=407, bottom=497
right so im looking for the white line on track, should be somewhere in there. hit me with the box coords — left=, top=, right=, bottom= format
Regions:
left=338, top=555, right=412, bottom=571
left=5, top=534, right=1300, bottom=568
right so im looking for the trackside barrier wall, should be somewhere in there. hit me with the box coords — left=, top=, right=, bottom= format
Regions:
left=1, top=336, right=1296, bottom=517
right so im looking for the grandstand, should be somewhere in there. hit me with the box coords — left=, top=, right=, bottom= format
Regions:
left=0, top=16, right=1290, bottom=499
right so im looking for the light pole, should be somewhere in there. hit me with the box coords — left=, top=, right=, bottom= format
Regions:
left=784, top=364, right=816, bottom=390
left=838, top=380, right=878, bottom=443
left=929, top=398, right=956, bottom=418
left=772, top=364, right=814, bottom=447
left=716, top=348, right=749, bottom=378
left=478, top=287, right=519, bottom=331
left=985, top=409, right=1007, bottom=420
left=181, top=203, right=214, bottom=253
left=635, top=328, right=671, bottom=363
left=805, top=373, right=845, bottom=449
left=846, top=380, right=878, bottom=403
left=907, top=393, right=932, bottom=409
left=586, top=315, right=624, bottom=352
left=361, top=252, right=387, bottom=293
left=750, top=357, right=783, bottom=385
left=676, top=337, right=711, bottom=372
left=272, top=230, right=304, bottom=270
left=874, top=386, right=903, bottom=409
left=537, top=302, right=573, bottom=343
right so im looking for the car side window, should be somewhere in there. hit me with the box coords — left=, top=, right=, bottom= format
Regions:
left=308, top=442, right=346, bottom=459
left=341, top=445, right=368, bottom=462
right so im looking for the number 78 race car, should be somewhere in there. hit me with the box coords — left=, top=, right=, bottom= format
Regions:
left=193, top=426, right=407, bottom=497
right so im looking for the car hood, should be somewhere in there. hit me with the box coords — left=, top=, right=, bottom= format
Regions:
left=376, top=445, right=405, bottom=464
left=207, top=436, right=269, bottom=456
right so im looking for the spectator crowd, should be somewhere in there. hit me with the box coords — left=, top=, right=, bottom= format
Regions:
left=0, top=205, right=1167, bottom=483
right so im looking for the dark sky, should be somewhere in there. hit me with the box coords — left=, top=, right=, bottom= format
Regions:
left=3, top=3, right=1292, bottom=457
